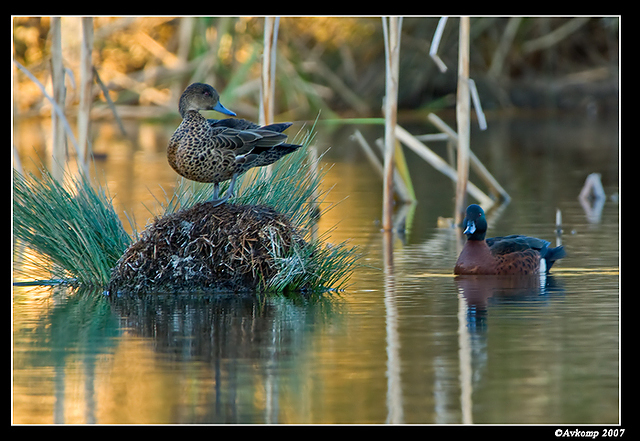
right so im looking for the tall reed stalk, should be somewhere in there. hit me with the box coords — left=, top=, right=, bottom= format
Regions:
left=455, top=16, right=471, bottom=227
left=260, top=17, right=279, bottom=126
left=77, top=17, right=94, bottom=177
left=50, top=17, right=66, bottom=182
left=381, top=16, right=402, bottom=233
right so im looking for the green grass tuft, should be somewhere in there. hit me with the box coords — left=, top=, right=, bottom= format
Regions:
left=13, top=167, right=134, bottom=286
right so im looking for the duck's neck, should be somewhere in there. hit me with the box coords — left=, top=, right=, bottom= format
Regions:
left=181, top=109, right=206, bottom=123
left=454, top=239, right=492, bottom=275
left=466, top=231, right=486, bottom=241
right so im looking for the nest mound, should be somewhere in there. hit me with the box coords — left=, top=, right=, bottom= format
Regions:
left=108, top=202, right=304, bottom=294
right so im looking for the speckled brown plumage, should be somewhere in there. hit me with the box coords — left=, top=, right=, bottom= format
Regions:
left=454, top=204, right=565, bottom=275
left=167, top=83, right=301, bottom=188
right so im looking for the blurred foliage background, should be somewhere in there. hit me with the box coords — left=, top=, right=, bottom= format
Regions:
left=12, top=16, right=619, bottom=122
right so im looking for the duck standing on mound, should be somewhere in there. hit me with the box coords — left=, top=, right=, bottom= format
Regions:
left=454, top=204, right=566, bottom=275
left=168, top=83, right=302, bottom=206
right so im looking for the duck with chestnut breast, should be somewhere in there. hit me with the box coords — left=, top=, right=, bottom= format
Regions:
left=454, top=204, right=566, bottom=275
left=167, top=83, right=301, bottom=206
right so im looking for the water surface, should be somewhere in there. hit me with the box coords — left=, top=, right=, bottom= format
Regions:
left=13, top=114, right=619, bottom=424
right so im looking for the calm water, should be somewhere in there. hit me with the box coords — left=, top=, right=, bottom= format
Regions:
left=13, top=114, right=619, bottom=424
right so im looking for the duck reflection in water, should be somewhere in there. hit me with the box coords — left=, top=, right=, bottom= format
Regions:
left=455, top=274, right=565, bottom=332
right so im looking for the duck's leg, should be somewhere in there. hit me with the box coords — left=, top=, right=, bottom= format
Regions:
left=209, top=175, right=238, bottom=207
left=209, top=182, right=228, bottom=207
left=212, top=182, right=220, bottom=200
left=225, top=173, right=238, bottom=199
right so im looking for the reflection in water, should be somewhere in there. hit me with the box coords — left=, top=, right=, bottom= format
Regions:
left=14, top=116, right=619, bottom=424
left=454, top=274, right=567, bottom=424
left=455, top=274, right=566, bottom=333
left=108, top=291, right=336, bottom=423
left=382, top=231, right=403, bottom=424
left=110, top=292, right=326, bottom=363
left=14, top=285, right=340, bottom=424
left=13, top=286, right=121, bottom=424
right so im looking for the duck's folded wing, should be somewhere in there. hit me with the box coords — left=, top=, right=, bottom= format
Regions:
left=487, top=235, right=551, bottom=255
left=208, top=118, right=293, bottom=134
left=208, top=118, right=259, bottom=130
left=210, top=127, right=288, bottom=156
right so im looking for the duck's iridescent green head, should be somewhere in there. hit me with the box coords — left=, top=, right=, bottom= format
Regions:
left=178, top=83, right=236, bottom=118
left=462, top=204, right=488, bottom=241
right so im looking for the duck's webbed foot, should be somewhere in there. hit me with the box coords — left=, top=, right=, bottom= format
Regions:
left=209, top=194, right=231, bottom=208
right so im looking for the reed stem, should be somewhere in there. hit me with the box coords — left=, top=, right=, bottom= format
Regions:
left=382, top=16, right=403, bottom=232
left=50, top=17, right=67, bottom=181
left=260, top=17, right=279, bottom=126
left=455, top=17, right=471, bottom=227
left=77, top=17, right=94, bottom=177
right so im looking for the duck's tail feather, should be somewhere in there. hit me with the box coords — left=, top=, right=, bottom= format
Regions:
left=238, top=143, right=302, bottom=172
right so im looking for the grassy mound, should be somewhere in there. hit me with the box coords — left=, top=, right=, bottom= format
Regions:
left=108, top=202, right=305, bottom=293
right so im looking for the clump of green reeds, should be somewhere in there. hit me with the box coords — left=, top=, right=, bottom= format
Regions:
left=13, top=167, right=134, bottom=286
left=266, top=235, right=360, bottom=293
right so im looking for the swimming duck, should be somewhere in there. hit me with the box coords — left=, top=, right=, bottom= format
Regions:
left=454, top=204, right=566, bottom=275
left=167, top=83, right=301, bottom=205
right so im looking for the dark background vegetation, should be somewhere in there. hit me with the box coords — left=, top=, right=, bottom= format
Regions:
left=13, top=16, right=620, bottom=121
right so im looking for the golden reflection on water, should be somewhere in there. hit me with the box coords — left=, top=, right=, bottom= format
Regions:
left=13, top=117, right=619, bottom=424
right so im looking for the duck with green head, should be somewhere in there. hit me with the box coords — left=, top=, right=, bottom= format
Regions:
left=454, top=204, right=566, bottom=275
left=167, top=83, right=301, bottom=206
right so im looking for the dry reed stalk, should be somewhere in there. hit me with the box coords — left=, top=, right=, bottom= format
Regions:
left=260, top=17, right=279, bottom=126
left=455, top=16, right=471, bottom=226
left=579, top=172, right=606, bottom=201
left=430, top=16, right=449, bottom=73
left=353, top=127, right=415, bottom=203
left=12, top=61, right=80, bottom=156
left=555, top=208, right=563, bottom=247
left=77, top=17, right=94, bottom=177
left=381, top=16, right=403, bottom=232
left=382, top=19, right=404, bottom=413
left=50, top=17, right=67, bottom=181
left=427, top=113, right=510, bottom=202
left=488, top=17, right=523, bottom=78
left=395, top=125, right=492, bottom=207
left=373, top=138, right=415, bottom=203
left=93, top=68, right=127, bottom=136
left=392, top=139, right=416, bottom=203
left=352, top=129, right=383, bottom=176
left=468, top=79, right=487, bottom=131
left=522, top=17, right=591, bottom=54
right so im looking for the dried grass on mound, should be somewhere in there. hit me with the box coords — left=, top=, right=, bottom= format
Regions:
left=108, top=201, right=305, bottom=294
